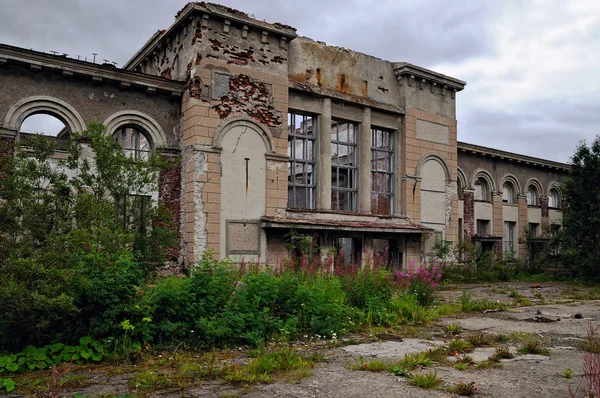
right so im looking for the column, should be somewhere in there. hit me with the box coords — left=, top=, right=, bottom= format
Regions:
left=358, top=107, right=371, bottom=213
left=158, top=148, right=182, bottom=262
left=541, top=197, right=549, bottom=235
left=317, top=98, right=331, bottom=210
left=492, top=192, right=503, bottom=237
left=462, top=189, right=475, bottom=242
left=517, top=194, right=528, bottom=258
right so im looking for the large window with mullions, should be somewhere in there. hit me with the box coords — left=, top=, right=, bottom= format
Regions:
left=371, top=127, right=393, bottom=215
left=287, top=112, right=317, bottom=209
left=331, top=120, right=358, bottom=211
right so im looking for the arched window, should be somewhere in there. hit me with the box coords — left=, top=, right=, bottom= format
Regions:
left=549, top=188, right=560, bottom=208
left=527, top=185, right=538, bottom=206
left=474, top=177, right=489, bottom=201
left=457, top=178, right=464, bottom=200
left=113, top=126, right=152, bottom=160
left=20, top=113, right=68, bottom=137
left=502, top=181, right=516, bottom=204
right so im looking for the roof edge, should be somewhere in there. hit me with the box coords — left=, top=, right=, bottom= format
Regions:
left=458, top=141, right=570, bottom=171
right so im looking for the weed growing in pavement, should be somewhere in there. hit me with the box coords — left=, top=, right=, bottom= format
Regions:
left=488, top=346, right=514, bottom=362
left=411, top=371, right=442, bottom=389
left=565, top=368, right=572, bottom=379
left=466, top=333, right=492, bottom=347
left=447, top=339, right=472, bottom=355
left=518, top=340, right=550, bottom=356
left=445, top=323, right=462, bottom=335
left=448, top=381, right=477, bottom=396
left=454, top=362, right=469, bottom=371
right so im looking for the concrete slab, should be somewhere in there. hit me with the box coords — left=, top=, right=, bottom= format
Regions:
left=341, top=339, right=444, bottom=358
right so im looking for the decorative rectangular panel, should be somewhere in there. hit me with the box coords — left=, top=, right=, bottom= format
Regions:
left=416, top=119, right=449, bottom=145
left=226, top=220, right=260, bottom=255
left=212, top=71, right=231, bottom=100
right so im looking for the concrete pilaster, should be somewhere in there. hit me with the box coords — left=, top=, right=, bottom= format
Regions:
left=394, top=117, right=403, bottom=216
left=492, top=192, right=503, bottom=237
left=358, top=107, right=371, bottom=213
left=317, top=98, right=332, bottom=210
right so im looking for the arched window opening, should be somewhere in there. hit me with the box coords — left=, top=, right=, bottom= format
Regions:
left=113, top=126, right=153, bottom=161
left=20, top=114, right=68, bottom=138
left=527, top=185, right=538, bottom=206
left=457, top=178, right=464, bottom=200
left=549, top=188, right=560, bottom=208
left=474, top=177, right=489, bottom=201
left=502, top=181, right=516, bottom=204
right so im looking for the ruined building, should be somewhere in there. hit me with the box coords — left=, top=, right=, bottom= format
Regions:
left=0, top=3, right=569, bottom=270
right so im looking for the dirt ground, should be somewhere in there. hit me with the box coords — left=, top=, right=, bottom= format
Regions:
left=4, top=281, right=600, bottom=398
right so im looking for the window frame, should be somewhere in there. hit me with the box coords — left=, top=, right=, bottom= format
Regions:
left=502, top=181, right=516, bottom=204
left=331, top=120, right=358, bottom=212
left=287, top=112, right=317, bottom=210
left=503, top=221, right=515, bottom=253
left=114, top=125, right=153, bottom=161
left=474, top=178, right=489, bottom=202
left=526, top=185, right=539, bottom=206
left=549, top=188, right=560, bottom=208
left=476, top=219, right=490, bottom=236
left=370, top=127, right=394, bottom=215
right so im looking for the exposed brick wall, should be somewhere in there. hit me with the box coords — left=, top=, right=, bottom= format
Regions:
left=492, top=193, right=503, bottom=237
left=212, top=74, right=282, bottom=127
left=463, top=190, right=475, bottom=242
left=518, top=196, right=528, bottom=257
left=540, top=197, right=550, bottom=234
left=158, top=155, right=182, bottom=261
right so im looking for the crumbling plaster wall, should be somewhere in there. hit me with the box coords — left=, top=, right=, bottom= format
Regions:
left=287, top=37, right=400, bottom=106
left=150, top=9, right=290, bottom=265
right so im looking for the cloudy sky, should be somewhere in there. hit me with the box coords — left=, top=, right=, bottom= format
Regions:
left=2, top=0, right=599, bottom=163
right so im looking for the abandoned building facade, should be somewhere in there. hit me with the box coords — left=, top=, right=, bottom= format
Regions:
left=0, top=3, right=569, bottom=270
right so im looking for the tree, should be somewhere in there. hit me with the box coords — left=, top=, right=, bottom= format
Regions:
left=558, top=136, right=600, bottom=279
left=0, top=122, right=175, bottom=350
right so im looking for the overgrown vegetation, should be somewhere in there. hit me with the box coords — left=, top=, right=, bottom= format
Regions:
left=0, top=122, right=174, bottom=352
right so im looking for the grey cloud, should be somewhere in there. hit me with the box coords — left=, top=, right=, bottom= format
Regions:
left=459, top=100, right=600, bottom=163
left=1, top=0, right=597, bottom=163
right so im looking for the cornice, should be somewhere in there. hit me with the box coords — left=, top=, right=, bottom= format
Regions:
left=393, top=62, right=466, bottom=97
left=0, top=44, right=185, bottom=96
left=458, top=141, right=570, bottom=172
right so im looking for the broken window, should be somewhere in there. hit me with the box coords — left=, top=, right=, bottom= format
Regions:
left=287, top=112, right=316, bottom=209
left=549, top=188, right=560, bottom=208
left=503, top=221, right=515, bottom=253
left=114, top=126, right=152, bottom=161
left=333, top=236, right=362, bottom=266
left=116, top=194, right=151, bottom=233
left=502, top=181, right=516, bottom=203
left=474, top=177, right=489, bottom=201
left=371, top=127, right=393, bottom=215
left=476, top=219, right=489, bottom=236
left=526, top=185, right=538, bottom=206
left=331, top=120, right=358, bottom=211
left=528, top=222, right=539, bottom=237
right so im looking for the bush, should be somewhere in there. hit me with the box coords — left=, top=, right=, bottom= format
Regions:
left=397, top=263, right=442, bottom=306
